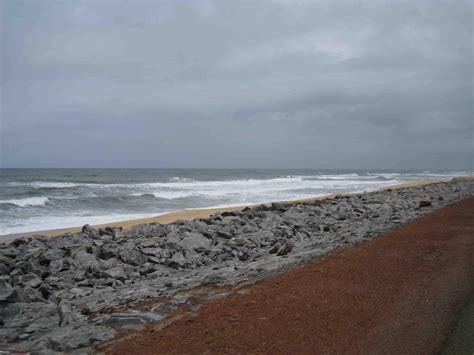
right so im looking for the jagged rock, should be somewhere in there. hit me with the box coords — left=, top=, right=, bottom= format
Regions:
left=14, top=273, right=41, bottom=288
left=46, top=324, right=114, bottom=351
left=230, top=238, right=248, bottom=247
left=0, top=255, right=14, bottom=275
left=119, top=250, right=147, bottom=266
left=0, top=247, right=19, bottom=258
left=49, top=259, right=64, bottom=274
left=105, top=267, right=127, bottom=281
left=139, top=264, right=155, bottom=276
left=140, top=239, right=157, bottom=248
left=24, top=276, right=42, bottom=288
left=73, top=251, right=100, bottom=269
left=221, top=211, right=238, bottom=217
left=55, top=269, right=82, bottom=284
left=100, top=234, right=114, bottom=241
left=105, top=312, right=159, bottom=327
left=42, top=249, right=67, bottom=262
left=179, top=232, right=211, bottom=251
left=70, top=287, right=93, bottom=298
left=100, top=243, right=121, bottom=259
left=58, top=300, right=74, bottom=326
left=22, top=259, right=44, bottom=276
left=15, top=285, right=44, bottom=302
left=142, top=248, right=171, bottom=260
left=419, top=200, right=432, bottom=208
left=216, top=230, right=233, bottom=239
left=277, top=243, right=294, bottom=256
left=165, top=252, right=187, bottom=269
left=238, top=250, right=250, bottom=261
left=82, top=224, right=98, bottom=237
left=147, top=256, right=162, bottom=264
left=99, top=226, right=123, bottom=239
left=269, top=243, right=281, bottom=254
left=0, top=279, right=16, bottom=302
left=151, top=297, right=198, bottom=316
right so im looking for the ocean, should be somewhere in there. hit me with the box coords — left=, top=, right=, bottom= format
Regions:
left=0, top=169, right=469, bottom=235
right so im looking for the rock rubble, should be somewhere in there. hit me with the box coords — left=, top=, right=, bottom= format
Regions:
left=0, top=179, right=472, bottom=353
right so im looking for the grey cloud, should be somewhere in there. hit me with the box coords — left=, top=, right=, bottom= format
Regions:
left=1, top=0, right=472, bottom=169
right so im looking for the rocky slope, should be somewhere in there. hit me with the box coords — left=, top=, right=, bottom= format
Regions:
left=0, top=179, right=472, bottom=353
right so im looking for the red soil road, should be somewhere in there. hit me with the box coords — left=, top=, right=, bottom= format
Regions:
left=106, top=197, right=474, bottom=354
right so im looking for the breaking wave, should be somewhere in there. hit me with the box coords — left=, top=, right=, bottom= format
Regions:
left=0, top=197, right=50, bottom=207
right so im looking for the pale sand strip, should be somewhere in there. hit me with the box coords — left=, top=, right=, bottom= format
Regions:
left=1, top=178, right=469, bottom=243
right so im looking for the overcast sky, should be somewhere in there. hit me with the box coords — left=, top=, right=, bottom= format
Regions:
left=1, top=0, right=472, bottom=169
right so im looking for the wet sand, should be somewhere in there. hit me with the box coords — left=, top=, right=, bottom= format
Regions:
left=105, top=197, right=474, bottom=354
left=1, top=178, right=452, bottom=243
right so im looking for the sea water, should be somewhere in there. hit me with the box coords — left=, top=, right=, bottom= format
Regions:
left=0, top=169, right=469, bottom=235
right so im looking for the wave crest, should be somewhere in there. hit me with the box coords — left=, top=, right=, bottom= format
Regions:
left=0, top=196, right=50, bottom=207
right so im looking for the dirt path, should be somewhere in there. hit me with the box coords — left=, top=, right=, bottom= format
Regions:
left=105, top=197, right=474, bottom=354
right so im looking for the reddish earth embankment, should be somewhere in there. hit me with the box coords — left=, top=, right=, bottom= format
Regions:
left=106, top=197, right=474, bottom=354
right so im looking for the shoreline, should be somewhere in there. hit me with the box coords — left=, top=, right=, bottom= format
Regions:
left=0, top=178, right=462, bottom=243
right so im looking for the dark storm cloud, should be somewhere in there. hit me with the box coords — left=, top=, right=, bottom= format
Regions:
left=1, top=0, right=472, bottom=169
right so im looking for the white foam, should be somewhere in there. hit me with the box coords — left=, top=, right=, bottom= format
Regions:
left=0, top=197, right=50, bottom=207
left=31, top=182, right=84, bottom=188
left=133, top=178, right=400, bottom=200
left=6, top=181, right=96, bottom=188
left=366, top=172, right=402, bottom=176
left=131, top=191, right=196, bottom=199
left=410, top=172, right=470, bottom=177
left=0, top=212, right=164, bottom=236
left=3, top=174, right=408, bottom=192
left=312, top=174, right=360, bottom=180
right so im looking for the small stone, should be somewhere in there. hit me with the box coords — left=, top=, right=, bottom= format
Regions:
left=15, top=273, right=41, bottom=288
left=16, top=285, right=44, bottom=302
left=269, top=243, right=281, bottom=254
left=58, top=300, right=74, bottom=326
left=24, top=275, right=42, bottom=288
left=419, top=200, right=432, bottom=208
left=238, top=250, right=249, bottom=261
left=105, top=266, right=128, bottom=281
left=82, top=224, right=98, bottom=237
left=120, top=249, right=147, bottom=266
left=105, top=312, right=158, bottom=327
left=277, top=243, right=294, bottom=256
left=140, top=240, right=157, bottom=248
left=71, top=287, right=93, bottom=298
left=100, top=226, right=123, bottom=239
left=100, top=243, right=120, bottom=259
left=216, top=231, right=233, bottom=239
left=93, top=240, right=104, bottom=247
left=147, top=256, right=162, bottom=264
left=221, top=211, right=237, bottom=217
left=74, top=251, right=100, bottom=269
left=0, top=279, right=15, bottom=302
left=230, top=238, right=248, bottom=247
left=0, top=247, right=19, bottom=258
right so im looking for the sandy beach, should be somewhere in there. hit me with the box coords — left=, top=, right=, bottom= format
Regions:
left=0, top=178, right=455, bottom=243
